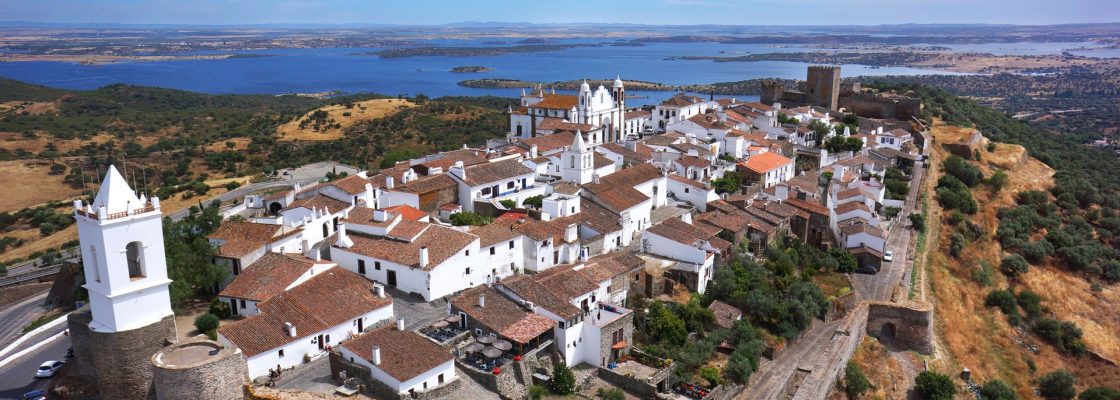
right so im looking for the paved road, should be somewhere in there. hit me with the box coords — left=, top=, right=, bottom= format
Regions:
left=0, top=294, right=48, bottom=354
left=853, top=159, right=927, bottom=302
left=0, top=332, right=68, bottom=400
left=165, top=180, right=313, bottom=222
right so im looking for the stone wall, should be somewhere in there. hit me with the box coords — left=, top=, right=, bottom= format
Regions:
left=596, top=311, right=634, bottom=366
left=866, top=301, right=934, bottom=354
left=839, top=94, right=921, bottom=121
left=454, top=340, right=557, bottom=400
left=151, top=339, right=246, bottom=400
left=598, top=365, right=664, bottom=398
left=66, top=307, right=178, bottom=400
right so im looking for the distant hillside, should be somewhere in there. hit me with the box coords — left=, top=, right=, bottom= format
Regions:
left=0, top=78, right=68, bottom=102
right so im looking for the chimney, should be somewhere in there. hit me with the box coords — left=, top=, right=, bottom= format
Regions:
left=450, top=161, right=466, bottom=181
left=396, top=317, right=405, bottom=331
left=336, top=223, right=353, bottom=248
left=877, top=126, right=884, bottom=135
left=419, top=246, right=429, bottom=268
left=312, top=250, right=322, bottom=261
left=386, top=176, right=395, bottom=189
left=579, top=247, right=589, bottom=262
left=72, top=200, right=82, bottom=212
left=541, top=211, right=552, bottom=222
left=371, top=345, right=381, bottom=365
left=374, top=209, right=388, bottom=222
left=681, top=213, right=693, bottom=225
left=285, top=322, right=297, bottom=338
left=592, top=174, right=600, bottom=184
left=479, top=294, right=486, bottom=308
left=530, top=144, right=539, bottom=158
left=565, top=223, right=578, bottom=243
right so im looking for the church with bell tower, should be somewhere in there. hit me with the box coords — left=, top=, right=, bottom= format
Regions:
left=66, top=165, right=181, bottom=399
left=509, top=77, right=628, bottom=143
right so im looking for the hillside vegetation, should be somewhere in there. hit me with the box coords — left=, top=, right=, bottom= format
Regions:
left=898, top=83, right=1120, bottom=397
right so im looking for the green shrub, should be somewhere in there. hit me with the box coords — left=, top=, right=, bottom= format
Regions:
left=980, top=379, right=1018, bottom=400
left=224, top=181, right=242, bottom=191
left=1016, top=290, right=1044, bottom=320
left=1032, top=319, right=1086, bottom=356
left=844, top=362, right=870, bottom=400
left=910, top=213, right=926, bottom=232
left=499, top=199, right=516, bottom=209
left=943, top=155, right=984, bottom=187
left=949, top=211, right=966, bottom=226
left=988, top=170, right=1009, bottom=192
left=194, top=313, right=220, bottom=339
left=528, top=384, right=548, bottom=400
left=1038, top=370, right=1077, bottom=400
left=914, top=371, right=956, bottom=400
left=449, top=211, right=493, bottom=226
left=597, top=387, right=625, bottom=400
left=700, top=366, right=723, bottom=387
left=950, top=233, right=967, bottom=258
left=1079, top=387, right=1120, bottom=400
left=550, top=362, right=576, bottom=394
left=985, top=289, right=1021, bottom=325
left=522, top=195, right=544, bottom=208
left=972, top=261, right=994, bottom=286
left=209, top=298, right=232, bottom=319
left=1000, top=254, right=1030, bottom=278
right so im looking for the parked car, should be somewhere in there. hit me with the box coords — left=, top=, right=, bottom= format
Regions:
left=883, top=250, right=894, bottom=262
left=855, top=264, right=879, bottom=275
left=21, top=390, right=46, bottom=400
left=35, top=360, right=64, bottom=378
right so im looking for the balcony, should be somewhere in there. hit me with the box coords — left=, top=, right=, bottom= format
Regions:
left=587, top=302, right=630, bottom=328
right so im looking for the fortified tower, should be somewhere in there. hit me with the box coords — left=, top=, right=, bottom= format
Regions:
left=66, top=165, right=179, bottom=399
left=805, top=65, right=841, bottom=110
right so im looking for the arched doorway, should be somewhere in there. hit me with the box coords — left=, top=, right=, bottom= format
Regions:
left=269, top=202, right=282, bottom=216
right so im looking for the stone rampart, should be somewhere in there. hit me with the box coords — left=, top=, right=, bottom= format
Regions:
left=66, top=306, right=177, bottom=400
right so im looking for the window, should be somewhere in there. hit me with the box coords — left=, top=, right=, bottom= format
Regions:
left=125, top=241, right=146, bottom=279
left=507, top=181, right=515, bottom=189
left=465, top=267, right=471, bottom=274
left=89, top=246, right=101, bottom=283
left=239, top=299, right=246, bottom=308
left=325, top=334, right=330, bottom=343
left=465, top=250, right=470, bottom=256
left=423, top=382, right=428, bottom=389
left=490, top=247, right=496, bottom=255
left=438, top=373, right=445, bottom=384
left=278, top=349, right=285, bottom=357
left=358, top=260, right=366, bottom=275
left=481, top=187, right=491, bottom=196
left=684, top=188, right=690, bottom=194
left=233, top=262, right=241, bottom=276
left=375, top=261, right=381, bottom=270
left=559, top=321, right=565, bottom=329
left=508, top=241, right=515, bottom=249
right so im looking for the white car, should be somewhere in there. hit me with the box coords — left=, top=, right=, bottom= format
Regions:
left=35, top=360, right=63, bottom=378
left=883, top=251, right=894, bottom=262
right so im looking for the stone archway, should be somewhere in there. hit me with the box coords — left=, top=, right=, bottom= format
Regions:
left=866, top=301, right=933, bottom=355
left=268, top=202, right=282, bottom=216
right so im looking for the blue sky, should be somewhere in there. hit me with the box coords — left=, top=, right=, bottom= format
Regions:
left=1, top=0, right=1117, bottom=26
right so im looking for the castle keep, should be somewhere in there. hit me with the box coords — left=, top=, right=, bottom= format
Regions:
left=761, top=65, right=921, bottom=120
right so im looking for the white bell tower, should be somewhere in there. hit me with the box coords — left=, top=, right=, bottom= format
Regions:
left=560, top=130, right=595, bottom=184
left=578, top=80, right=592, bottom=124
left=73, top=165, right=173, bottom=333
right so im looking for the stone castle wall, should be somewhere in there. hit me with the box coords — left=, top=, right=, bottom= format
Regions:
left=151, top=340, right=247, bottom=400
left=839, top=94, right=922, bottom=121
left=67, top=307, right=178, bottom=400
left=866, top=301, right=934, bottom=354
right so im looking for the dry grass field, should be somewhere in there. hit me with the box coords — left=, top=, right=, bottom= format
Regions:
left=276, top=98, right=415, bottom=141
left=0, top=160, right=83, bottom=213
left=830, top=338, right=911, bottom=400
left=926, top=120, right=1120, bottom=396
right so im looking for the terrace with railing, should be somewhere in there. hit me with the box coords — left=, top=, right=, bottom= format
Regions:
left=74, top=203, right=158, bottom=221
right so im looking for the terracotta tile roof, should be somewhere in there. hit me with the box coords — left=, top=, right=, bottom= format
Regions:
left=209, top=221, right=301, bottom=259
left=696, top=211, right=750, bottom=234
left=836, top=187, right=865, bottom=200
left=785, top=172, right=821, bottom=194
left=459, top=159, right=534, bottom=187
left=675, top=155, right=711, bottom=169
left=518, top=132, right=576, bottom=154
left=739, top=152, right=792, bottom=174
left=284, top=193, right=351, bottom=213
left=538, top=118, right=594, bottom=133
left=344, top=224, right=476, bottom=270
left=219, top=253, right=320, bottom=302
left=325, top=175, right=371, bottom=195
left=837, top=155, right=876, bottom=168
left=624, top=110, right=651, bottom=120
left=218, top=268, right=393, bottom=357
left=347, top=207, right=399, bottom=228
left=659, top=93, right=704, bottom=108
left=598, top=143, right=651, bottom=164
left=384, top=204, right=428, bottom=221
left=670, top=143, right=713, bottom=158
left=784, top=198, right=830, bottom=217
left=723, top=110, right=753, bottom=126
left=840, top=221, right=884, bottom=238
left=745, top=102, right=775, bottom=112
left=552, top=182, right=581, bottom=195
left=592, top=153, right=613, bottom=169
left=384, top=219, right=430, bottom=241
left=470, top=219, right=524, bottom=248
left=886, top=128, right=913, bottom=139
left=450, top=286, right=552, bottom=344
left=391, top=174, right=457, bottom=194
left=340, top=326, right=453, bottom=382
left=706, top=199, right=740, bottom=214
left=533, top=94, right=579, bottom=110
left=642, top=135, right=680, bottom=147
left=668, top=174, right=709, bottom=189
left=532, top=267, right=600, bottom=301
left=591, top=163, right=662, bottom=189
left=647, top=217, right=718, bottom=246
left=577, top=201, right=623, bottom=234
left=500, top=276, right=582, bottom=320
left=754, top=200, right=807, bottom=220
left=417, top=149, right=489, bottom=172
left=708, top=300, right=741, bottom=329
left=835, top=201, right=871, bottom=215
left=586, top=185, right=648, bottom=213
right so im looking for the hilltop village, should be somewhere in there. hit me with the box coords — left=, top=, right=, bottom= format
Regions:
left=55, top=65, right=930, bottom=400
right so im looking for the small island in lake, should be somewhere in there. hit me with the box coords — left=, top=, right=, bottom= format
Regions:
left=450, top=66, right=493, bottom=73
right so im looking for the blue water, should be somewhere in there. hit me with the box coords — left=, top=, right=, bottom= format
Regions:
left=929, top=41, right=1114, bottom=56
left=0, top=42, right=967, bottom=105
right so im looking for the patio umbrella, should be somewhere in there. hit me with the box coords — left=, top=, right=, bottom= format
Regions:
left=493, top=340, right=513, bottom=351
left=463, top=342, right=485, bottom=353
left=476, top=335, right=496, bottom=344
left=445, top=315, right=461, bottom=323
left=431, top=320, right=449, bottom=329
left=482, top=347, right=503, bottom=358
